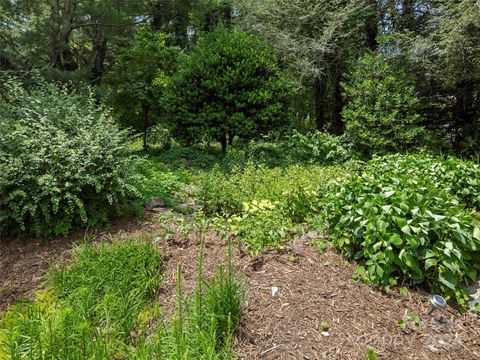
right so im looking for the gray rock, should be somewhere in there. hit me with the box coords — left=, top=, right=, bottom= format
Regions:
left=145, top=197, right=166, bottom=210
left=174, top=199, right=201, bottom=213
left=468, top=281, right=480, bottom=310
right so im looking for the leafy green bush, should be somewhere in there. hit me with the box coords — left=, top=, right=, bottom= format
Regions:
left=221, top=131, right=352, bottom=170
left=364, top=154, right=480, bottom=210
left=164, top=26, right=292, bottom=153
left=225, top=200, right=294, bottom=254
left=200, top=164, right=346, bottom=220
left=342, top=53, right=426, bottom=157
left=0, top=240, right=163, bottom=359
left=326, top=154, right=480, bottom=304
left=0, top=77, right=138, bottom=237
left=131, top=156, right=188, bottom=206
left=285, top=131, right=352, bottom=165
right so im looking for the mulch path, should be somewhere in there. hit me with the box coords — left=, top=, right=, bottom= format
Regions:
left=1, top=212, right=480, bottom=359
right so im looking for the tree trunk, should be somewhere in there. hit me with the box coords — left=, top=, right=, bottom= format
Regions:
left=224, top=1, right=232, bottom=29
left=454, top=79, right=476, bottom=146
left=220, top=132, right=227, bottom=154
left=332, top=70, right=344, bottom=135
left=313, top=76, right=327, bottom=130
left=90, top=25, right=107, bottom=85
left=142, top=105, right=150, bottom=152
left=365, top=0, right=378, bottom=51
left=228, top=131, right=234, bottom=146
left=49, top=0, right=77, bottom=70
left=402, top=0, right=416, bottom=32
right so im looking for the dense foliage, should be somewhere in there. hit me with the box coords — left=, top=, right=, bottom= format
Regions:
left=2, top=0, right=480, bottom=155
left=0, top=77, right=137, bottom=237
left=107, top=26, right=179, bottom=151
left=342, top=53, right=426, bottom=157
left=221, top=131, right=352, bottom=169
left=200, top=163, right=348, bottom=253
left=164, top=26, right=292, bottom=153
left=325, top=154, right=480, bottom=304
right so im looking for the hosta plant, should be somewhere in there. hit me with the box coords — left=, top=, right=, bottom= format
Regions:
left=326, top=154, right=480, bottom=305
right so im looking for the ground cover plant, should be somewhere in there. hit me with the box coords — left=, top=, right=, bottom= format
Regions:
left=220, top=131, right=352, bottom=169
left=199, top=163, right=350, bottom=253
left=325, top=154, right=480, bottom=305
left=131, top=156, right=190, bottom=207
left=0, top=239, right=163, bottom=359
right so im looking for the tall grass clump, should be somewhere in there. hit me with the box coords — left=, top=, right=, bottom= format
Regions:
left=0, top=239, right=163, bottom=359
left=0, top=75, right=138, bottom=237
left=161, top=267, right=243, bottom=358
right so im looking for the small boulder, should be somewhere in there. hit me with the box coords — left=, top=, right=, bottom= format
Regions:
left=144, top=197, right=166, bottom=211
left=174, top=199, right=201, bottom=213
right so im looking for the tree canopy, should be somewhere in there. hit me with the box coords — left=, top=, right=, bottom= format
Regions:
left=164, top=26, right=292, bottom=153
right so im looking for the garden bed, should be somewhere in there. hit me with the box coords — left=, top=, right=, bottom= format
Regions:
left=1, top=212, right=479, bottom=359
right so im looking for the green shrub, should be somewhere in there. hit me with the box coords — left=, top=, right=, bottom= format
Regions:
left=226, top=200, right=294, bottom=254
left=0, top=240, right=163, bottom=359
left=164, top=26, right=292, bottom=153
left=325, top=154, right=480, bottom=304
left=107, top=26, right=179, bottom=151
left=342, top=53, right=426, bottom=158
left=157, top=145, right=221, bottom=171
left=0, top=76, right=138, bottom=237
left=131, top=156, right=188, bottom=205
left=364, top=154, right=480, bottom=210
left=285, top=131, right=352, bottom=165
left=220, top=131, right=352, bottom=170
left=200, top=164, right=346, bottom=220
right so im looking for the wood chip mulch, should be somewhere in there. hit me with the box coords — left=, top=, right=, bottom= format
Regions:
left=1, top=213, right=480, bottom=359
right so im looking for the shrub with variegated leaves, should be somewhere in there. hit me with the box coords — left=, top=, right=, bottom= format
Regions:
left=0, top=76, right=138, bottom=237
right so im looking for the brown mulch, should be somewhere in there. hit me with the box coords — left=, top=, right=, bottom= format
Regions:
left=1, top=213, right=480, bottom=359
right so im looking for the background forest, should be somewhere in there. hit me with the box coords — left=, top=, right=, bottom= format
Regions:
left=1, top=0, right=479, bottom=156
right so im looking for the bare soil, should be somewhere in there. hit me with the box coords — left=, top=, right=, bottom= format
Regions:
left=1, top=212, right=479, bottom=359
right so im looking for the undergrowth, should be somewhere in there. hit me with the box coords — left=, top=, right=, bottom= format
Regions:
left=0, top=239, right=163, bottom=359
left=0, top=231, right=243, bottom=359
left=199, top=163, right=349, bottom=253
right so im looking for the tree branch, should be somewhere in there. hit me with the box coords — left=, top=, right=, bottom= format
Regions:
left=71, top=16, right=152, bottom=30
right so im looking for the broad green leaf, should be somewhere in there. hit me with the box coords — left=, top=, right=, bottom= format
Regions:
left=473, top=227, right=480, bottom=241
left=425, top=258, right=437, bottom=269
left=439, top=270, right=457, bottom=290
left=394, top=216, right=407, bottom=228
left=401, top=225, right=411, bottom=235
left=390, top=233, right=403, bottom=247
